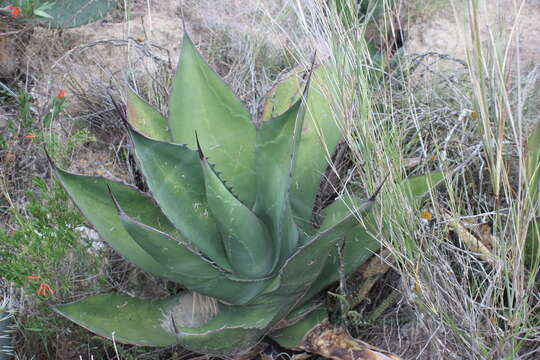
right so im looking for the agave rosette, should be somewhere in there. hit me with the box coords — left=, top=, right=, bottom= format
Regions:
left=49, top=33, right=440, bottom=355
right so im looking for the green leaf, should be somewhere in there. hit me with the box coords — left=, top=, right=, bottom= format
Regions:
left=229, top=205, right=357, bottom=345
left=53, top=293, right=179, bottom=346
left=266, top=210, right=349, bottom=302
left=268, top=308, right=327, bottom=349
left=169, top=297, right=278, bottom=356
left=254, top=97, right=307, bottom=264
left=127, top=88, right=171, bottom=141
left=117, top=210, right=270, bottom=305
left=53, top=292, right=278, bottom=355
left=197, top=217, right=349, bottom=355
left=305, top=172, right=443, bottom=303
left=168, top=33, right=256, bottom=205
left=33, top=9, right=53, bottom=18
left=198, top=143, right=275, bottom=278
left=300, top=196, right=380, bottom=302
left=128, top=126, right=231, bottom=271
left=52, top=166, right=176, bottom=279
left=399, top=171, right=444, bottom=201
left=262, top=64, right=342, bottom=229
left=261, top=73, right=301, bottom=121
left=317, top=195, right=373, bottom=232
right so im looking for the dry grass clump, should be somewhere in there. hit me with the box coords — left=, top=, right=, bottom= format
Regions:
left=268, top=0, right=540, bottom=358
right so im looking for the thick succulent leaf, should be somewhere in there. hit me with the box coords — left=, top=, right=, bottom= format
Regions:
left=526, top=121, right=540, bottom=264
left=261, top=73, right=301, bottom=121
left=262, top=210, right=351, bottom=304
left=53, top=292, right=276, bottom=354
left=268, top=308, right=328, bottom=349
left=213, top=209, right=361, bottom=351
left=301, top=196, right=380, bottom=302
left=189, top=218, right=351, bottom=354
left=52, top=293, right=179, bottom=346
left=52, top=166, right=175, bottom=279
left=269, top=172, right=443, bottom=348
left=168, top=32, right=256, bottom=205
left=317, top=195, right=374, bottom=232
left=198, top=146, right=275, bottom=278
left=262, top=64, right=342, bottom=229
left=304, top=173, right=443, bottom=303
left=154, top=253, right=329, bottom=356
left=128, top=126, right=231, bottom=271
left=254, top=98, right=306, bottom=263
left=305, top=227, right=379, bottom=303
left=118, top=211, right=270, bottom=305
left=169, top=296, right=279, bottom=355
left=127, top=88, right=171, bottom=141
left=399, top=171, right=444, bottom=202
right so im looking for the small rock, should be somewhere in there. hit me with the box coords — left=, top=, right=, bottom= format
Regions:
left=75, top=225, right=105, bottom=253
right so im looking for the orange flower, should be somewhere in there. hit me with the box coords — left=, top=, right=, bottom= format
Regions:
left=57, top=90, right=67, bottom=98
left=421, top=210, right=433, bottom=220
left=7, top=5, right=20, bottom=18
left=24, top=134, right=35, bottom=139
left=37, top=283, right=55, bottom=297
left=27, top=275, right=41, bottom=280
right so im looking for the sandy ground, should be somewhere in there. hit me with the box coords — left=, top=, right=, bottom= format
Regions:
left=3, top=1, right=537, bottom=103
left=405, top=0, right=540, bottom=70
left=3, top=0, right=538, bottom=182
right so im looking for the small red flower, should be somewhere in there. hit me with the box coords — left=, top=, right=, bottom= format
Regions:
left=7, top=5, right=20, bottom=18
left=37, top=283, right=55, bottom=297
left=57, top=90, right=67, bottom=98
left=27, top=275, right=41, bottom=280
left=24, top=134, right=35, bottom=139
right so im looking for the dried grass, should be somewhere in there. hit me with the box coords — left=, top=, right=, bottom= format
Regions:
left=268, top=0, right=540, bottom=358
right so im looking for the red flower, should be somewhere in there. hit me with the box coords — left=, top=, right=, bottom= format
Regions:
left=57, top=90, right=67, bottom=98
left=24, top=134, right=35, bottom=139
left=37, top=283, right=55, bottom=297
left=7, top=5, right=20, bottom=18
left=27, top=275, right=41, bottom=280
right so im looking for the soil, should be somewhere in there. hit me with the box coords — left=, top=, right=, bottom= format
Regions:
left=405, top=0, right=540, bottom=71
left=9, top=1, right=537, bottom=112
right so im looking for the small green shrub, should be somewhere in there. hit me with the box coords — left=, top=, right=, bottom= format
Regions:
left=0, top=0, right=116, bottom=28
left=0, top=178, right=86, bottom=296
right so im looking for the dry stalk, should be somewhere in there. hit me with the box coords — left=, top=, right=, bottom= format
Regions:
left=301, top=320, right=401, bottom=360
left=442, top=211, right=495, bottom=264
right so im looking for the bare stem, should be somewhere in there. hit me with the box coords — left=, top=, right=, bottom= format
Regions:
left=302, top=320, right=401, bottom=360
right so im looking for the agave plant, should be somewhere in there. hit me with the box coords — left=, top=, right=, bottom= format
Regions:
left=49, top=32, right=437, bottom=358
